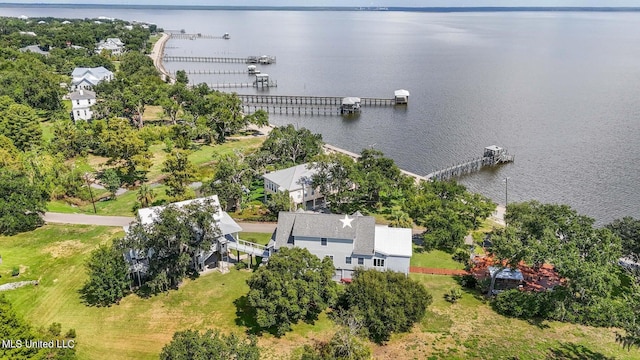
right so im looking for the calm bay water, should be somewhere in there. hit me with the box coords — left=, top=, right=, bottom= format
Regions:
left=3, top=7, right=639, bottom=224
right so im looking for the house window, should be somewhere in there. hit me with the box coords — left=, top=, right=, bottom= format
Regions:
left=76, top=100, right=80, bottom=105
left=374, top=259, right=385, bottom=267
left=358, top=258, right=364, bottom=265
left=346, top=257, right=352, bottom=264
left=321, top=238, right=327, bottom=246
left=327, top=255, right=334, bottom=262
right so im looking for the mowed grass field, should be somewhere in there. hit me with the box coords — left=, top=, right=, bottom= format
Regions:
left=1, top=225, right=637, bottom=359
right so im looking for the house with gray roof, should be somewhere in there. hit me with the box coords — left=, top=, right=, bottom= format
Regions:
left=69, top=89, right=96, bottom=122
left=19, top=45, right=49, bottom=56
left=270, top=212, right=412, bottom=280
left=263, top=163, right=323, bottom=209
left=71, top=66, right=114, bottom=91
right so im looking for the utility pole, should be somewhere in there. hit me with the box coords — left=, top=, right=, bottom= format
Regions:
left=84, top=173, right=97, bottom=214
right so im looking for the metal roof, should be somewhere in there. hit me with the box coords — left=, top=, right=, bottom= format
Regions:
left=488, top=266, right=524, bottom=281
left=374, top=226, right=412, bottom=257
left=137, top=195, right=242, bottom=235
left=394, top=89, right=410, bottom=97
left=262, top=163, right=317, bottom=192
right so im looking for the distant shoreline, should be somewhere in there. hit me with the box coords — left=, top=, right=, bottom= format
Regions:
left=2, top=4, right=640, bottom=13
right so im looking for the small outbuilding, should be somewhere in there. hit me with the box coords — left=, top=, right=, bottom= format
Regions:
left=341, top=97, right=361, bottom=114
left=394, top=89, right=410, bottom=104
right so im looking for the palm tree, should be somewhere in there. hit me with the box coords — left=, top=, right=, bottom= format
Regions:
left=137, top=184, right=155, bottom=208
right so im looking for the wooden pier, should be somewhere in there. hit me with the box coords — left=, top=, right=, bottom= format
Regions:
left=425, top=146, right=515, bottom=181
left=174, top=69, right=248, bottom=75
left=208, top=80, right=277, bottom=89
left=237, top=94, right=395, bottom=107
left=244, top=105, right=341, bottom=116
left=168, top=33, right=227, bottom=40
left=163, top=55, right=276, bottom=64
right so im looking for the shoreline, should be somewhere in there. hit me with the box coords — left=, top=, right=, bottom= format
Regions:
left=149, top=32, right=173, bottom=83
left=247, top=124, right=506, bottom=225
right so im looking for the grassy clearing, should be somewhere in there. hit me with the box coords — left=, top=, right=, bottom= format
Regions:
left=239, top=232, right=272, bottom=246
left=410, top=247, right=465, bottom=270
left=2, top=225, right=635, bottom=360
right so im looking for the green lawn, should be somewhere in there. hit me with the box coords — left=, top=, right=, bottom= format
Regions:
left=239, top=232, right=272, bottom=246
left=2, top=225, right=636, bottom=360
left=410, top=247, right=465, bottom=270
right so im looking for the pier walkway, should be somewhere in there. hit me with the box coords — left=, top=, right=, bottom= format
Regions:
left=237, top=94, right=395, bottom=106
left=163, top=55, right=276, bottom=64
left=169, top=33, right=227, bottom=40
left=425, top=146, right=515, bottom=181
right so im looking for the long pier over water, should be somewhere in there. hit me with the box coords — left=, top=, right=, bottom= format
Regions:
left=237, top=94, right=396, bottom=106
left=163, top=55, right=276, bottom=64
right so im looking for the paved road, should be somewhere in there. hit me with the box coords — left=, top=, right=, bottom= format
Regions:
left=43, top=212, right=276, bottom=233
left=44, top=212, right=134, bottom=227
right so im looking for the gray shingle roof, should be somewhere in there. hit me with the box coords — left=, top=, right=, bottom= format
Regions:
left=69, top=90, right=96, bottom=100
left=273, top=212, right=375, bottom=255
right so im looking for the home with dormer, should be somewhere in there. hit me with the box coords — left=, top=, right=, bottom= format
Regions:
left=269, top=212, right=412, bottom=280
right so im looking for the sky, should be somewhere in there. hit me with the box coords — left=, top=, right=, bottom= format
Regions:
left=9, top=0, right=640, bottom=7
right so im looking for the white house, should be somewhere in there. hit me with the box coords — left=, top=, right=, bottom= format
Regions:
left=262, top=163, right=324, bottom=209
left=269, top=212, right=412, bottom=280
left=69, top=89, right=96, bottom=121
left=96, top=37, right=125, bottom=55
left=71, top=66, right=114, bottom=91
left=125, top=195, right=243, bottom=276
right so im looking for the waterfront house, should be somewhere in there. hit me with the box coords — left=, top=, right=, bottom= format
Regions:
left=96, top=37, right=125, bottom=55
left=71, top=66, right=114, bottom=91
left=269, top=212, right=412, bottom=280
left=69, top=89, right=96, bottom=122
left=262, top=163, right=323, bottom=209
left=124, top=195, right=243, bottom=278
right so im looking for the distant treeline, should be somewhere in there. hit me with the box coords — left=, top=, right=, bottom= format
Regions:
left=2, top=4, right=640, bottom=12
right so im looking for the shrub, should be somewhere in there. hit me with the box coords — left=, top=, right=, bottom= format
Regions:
left=492, top=289, right=551, bottom=319
left=11, top=267, right=19, bottom=276
left=235, top=261, right=249, bottom=270
left=444, top=288, right=463, bottom=303
left=453, top=248, right=471, bottom=264
left=459, top=274, right=478, bottom=289
left=338, top=269, right=432, bottom=344
left=65, top=328, right=77, bottom=339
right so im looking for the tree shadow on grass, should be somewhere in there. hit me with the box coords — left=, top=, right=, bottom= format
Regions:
left=545, top=342, right=616, bottom=360
left=452, top=275, right=488, bottom=303
left=234, top=295, right=270, bottom=336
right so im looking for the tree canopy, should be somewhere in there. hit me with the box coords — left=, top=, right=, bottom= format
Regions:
left=337, top=269, right=432, bottom=344
left=80, top=243, right=130, bottom=306
left=0, top=168, right=48, bottom=235
left=121, top=199, right=221, bottom=293
left=488, top=201, right=626, bottom=328
left=246, top=247, right=338, bottom=336
left=160, top=329, right=260, bottom=360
